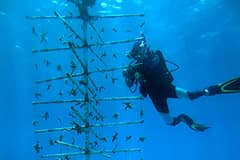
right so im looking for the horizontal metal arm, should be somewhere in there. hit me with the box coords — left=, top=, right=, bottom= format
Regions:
left=34, top=119, right=144, bottom=133
left=55, top=140, right=111, bottom=158
left=32, top=37, right=144, bottom=53
left=32, top=96, right=144, bottom=105
left=26, top=13, right=144, bottom=20
left=41, top=147, right=141, bottom=158
left=35, top=63, right=142, bottom=84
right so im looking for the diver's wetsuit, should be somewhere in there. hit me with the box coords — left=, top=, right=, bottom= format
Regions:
left=124, top=42, right=240, bottom=132
left=124, top=49, right=209, bottom=131
left=133, top=49, right=177, bottom=114
left=126, top=49, right=206, bottom=114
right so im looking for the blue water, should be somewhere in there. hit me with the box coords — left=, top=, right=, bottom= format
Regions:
left=1, top=0, right=240, bottom=159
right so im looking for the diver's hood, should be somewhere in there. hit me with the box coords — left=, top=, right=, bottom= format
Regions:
left=127, top=40, right=147, bottom=60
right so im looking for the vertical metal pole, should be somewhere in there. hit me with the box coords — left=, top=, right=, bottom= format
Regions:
left=75, top=1, right=90, bottom=160
left=83, top=20, right=90, bottom=160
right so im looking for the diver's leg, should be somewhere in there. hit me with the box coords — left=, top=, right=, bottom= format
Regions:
left=174, top=77, right=240, bottom=101
left=175, top=87, right=206, bottom=100
left=148, top=93, right=174, bottom=124
left=175, top=87, right=189, bottom=98
left=205, top=77, right=240, bottom=95
left=160, top=111, right=210, bottom=132
left=168, top=113, right=210, bottom=132
left=160, top=113, right=175, bottom=124
left=150, top=91, right=209, bottom=131
left=205, top=78, right=240, bottom=95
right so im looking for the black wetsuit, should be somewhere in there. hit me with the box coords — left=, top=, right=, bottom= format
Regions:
left=130, top=49, right=176, bottom=113
left=124, top=49, right=210, bottom=131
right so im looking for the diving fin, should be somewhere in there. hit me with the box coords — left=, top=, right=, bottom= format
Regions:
left=219, top=77, right=240, bottom=93
left=205, top=77, right=240, bottom=95
left=190, top=123, right=210, bottom=132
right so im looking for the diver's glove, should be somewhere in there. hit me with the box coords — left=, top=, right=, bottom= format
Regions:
left=122, top=68, right=135, bottom=88
left=140, top=85, right=148, bottom=97
left=190, top=123, right=210, bottom=132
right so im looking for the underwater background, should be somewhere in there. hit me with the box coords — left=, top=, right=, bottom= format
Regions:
left=1, top=0, right=240, bottom=159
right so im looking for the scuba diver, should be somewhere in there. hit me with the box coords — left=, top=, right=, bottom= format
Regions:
left=123, top=36, right=240, bottom=132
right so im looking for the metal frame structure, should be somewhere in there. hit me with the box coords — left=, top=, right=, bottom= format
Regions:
left=29, top=1, right=145, bottom=159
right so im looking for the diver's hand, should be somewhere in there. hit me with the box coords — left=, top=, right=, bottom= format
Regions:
left=190, top=123, right=210, bottom=132
left=122, top=69, right=135, bottom=88
left=134, top=72, right=143, bottom=80
left=140, top=85, right=148, bottom=97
